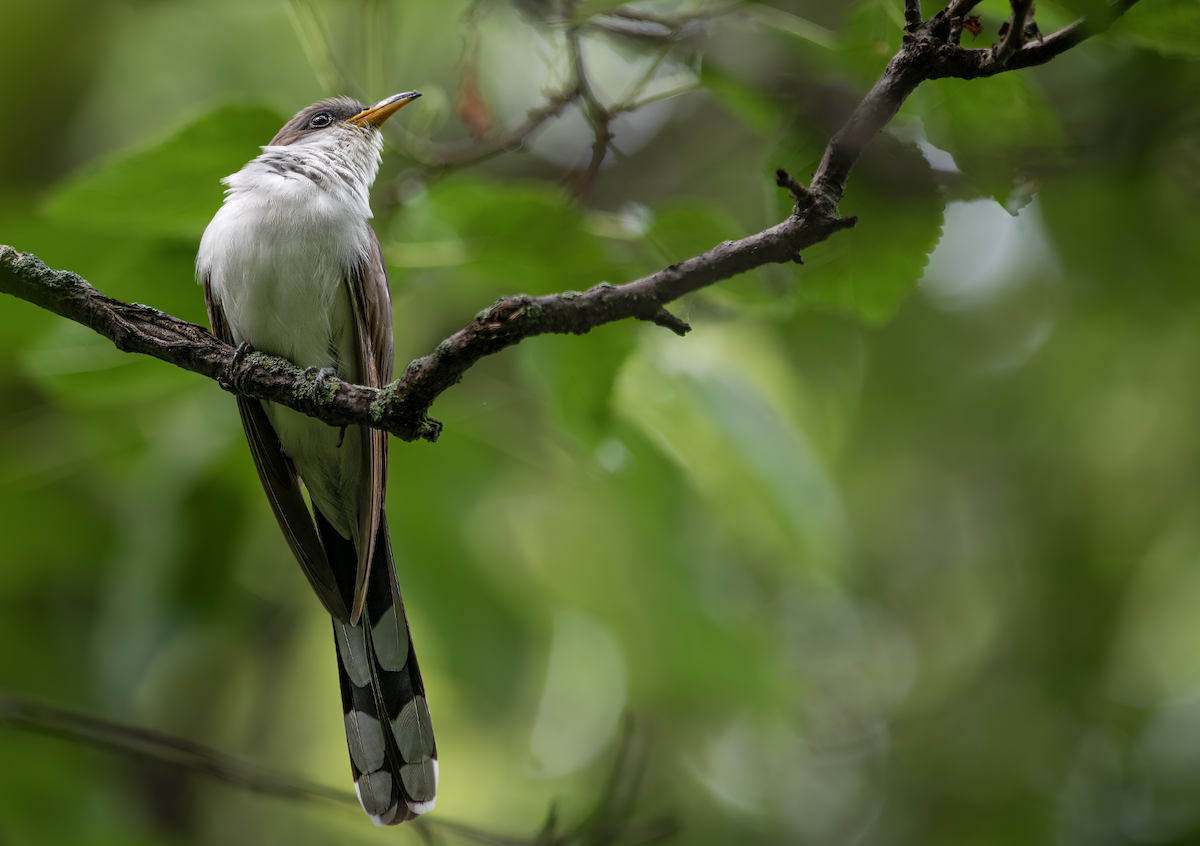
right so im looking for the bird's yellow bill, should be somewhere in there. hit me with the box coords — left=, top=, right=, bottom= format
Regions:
left=347, top=91, right=422, bottom=128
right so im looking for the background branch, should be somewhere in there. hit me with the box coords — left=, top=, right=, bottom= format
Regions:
left=0, top=688, right=351, bottom=807
left=0, top=689, right=670, bottom=846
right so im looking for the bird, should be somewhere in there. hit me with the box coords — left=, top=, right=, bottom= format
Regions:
left=195, top=92, right=436, bottom=826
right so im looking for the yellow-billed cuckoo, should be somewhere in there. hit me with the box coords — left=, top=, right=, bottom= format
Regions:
left=195, top=92, right=434, bottom=826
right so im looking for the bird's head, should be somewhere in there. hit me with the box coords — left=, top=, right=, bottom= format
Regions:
left=269, top=92, right=422, bottom=147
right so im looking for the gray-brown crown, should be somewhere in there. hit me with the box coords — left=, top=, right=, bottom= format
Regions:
left=269, top=97, right=367, bottom=146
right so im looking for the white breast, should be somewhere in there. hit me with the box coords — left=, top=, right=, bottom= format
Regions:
left=198, top=164, right=373, bottom=372
left=196, top=131, right=384, bottom=541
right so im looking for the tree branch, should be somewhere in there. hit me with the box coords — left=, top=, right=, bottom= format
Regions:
left=0, top=206, right=853, bottom=443
left=0, top=0, right=1138, bottom=444
left=944, top=0, right=985, bottom=20
left=904, top=0, right=924, bottom=31
left=994, top=0, right=1035, bottom=67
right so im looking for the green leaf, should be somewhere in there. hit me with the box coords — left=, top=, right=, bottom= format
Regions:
left=645, top=200, right=744, bottom=266
left=0, top=195, right=207, bottom=351
left=700, top=63, right=785, bottom=136
left=519, top=325, right=635, bottom=446
left=389, top=177, right=615, bottom=301
left=910, top=73, right=1067, bottom=205
left=614, top=324, right=851, bottom=575
left=43, top=105, right=285, bottom=240
left=837, top=0, right=905, bottom=83
left=1040, top=167, right=1200, bottom=303
left=770, top=123, right=943, bottom=324
left=1116, top=0, right=1200, bottom=59
left=796, top=190, right=941, bottom=324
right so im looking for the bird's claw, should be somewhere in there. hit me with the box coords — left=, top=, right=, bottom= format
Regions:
left=304, top=365, right=336, bottom=391
left=223, top=341, right=255, bottom=394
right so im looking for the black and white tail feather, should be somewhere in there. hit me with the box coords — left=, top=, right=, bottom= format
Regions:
left=321, top=510, right=437, bottom=824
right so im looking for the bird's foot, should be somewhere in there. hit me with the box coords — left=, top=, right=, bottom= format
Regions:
left=302, top=368, right=344, bottom=443
left=304, top=365, right=337, bottom=390
left=224, top=341, right=256, bottom=394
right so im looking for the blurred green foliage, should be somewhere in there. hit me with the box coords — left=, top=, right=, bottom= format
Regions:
left=2, top=0, right=1199, bottom=844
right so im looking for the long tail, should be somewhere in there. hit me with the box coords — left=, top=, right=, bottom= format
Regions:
left=316, top=509, right=437, bottom=825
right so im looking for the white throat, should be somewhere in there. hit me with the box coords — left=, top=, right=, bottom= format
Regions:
left=228, top=125, right=384, bottom=220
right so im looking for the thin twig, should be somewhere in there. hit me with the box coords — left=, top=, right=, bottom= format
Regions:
left=944, top=0, right=987, bottom=19
left=587, top=1, right=736, bottom=40
left=619, top=81, right=702, bottom=115
left=566, top=26, right=615, bottom=198
left=994, top=0, right=1035, bottom=67
left=614, top=44, right=673, bottom=110
left=904, top=0, right=923, bottom=31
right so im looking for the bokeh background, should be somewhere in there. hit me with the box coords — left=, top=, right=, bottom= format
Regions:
left=3, top=0, right=1200, bottom=843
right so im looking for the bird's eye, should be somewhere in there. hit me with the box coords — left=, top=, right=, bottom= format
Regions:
left=308, top=112, right=334, bottom=129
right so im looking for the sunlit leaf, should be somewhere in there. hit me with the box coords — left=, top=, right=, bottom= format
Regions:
left=614, top=324, right=851, bottom=573
left=837, top=0, right=904, bottom=83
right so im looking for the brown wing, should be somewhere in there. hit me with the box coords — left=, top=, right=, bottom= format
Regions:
left=345, top=229, right=395, bottom=625
left=204, top=274, right=350, bottom=624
